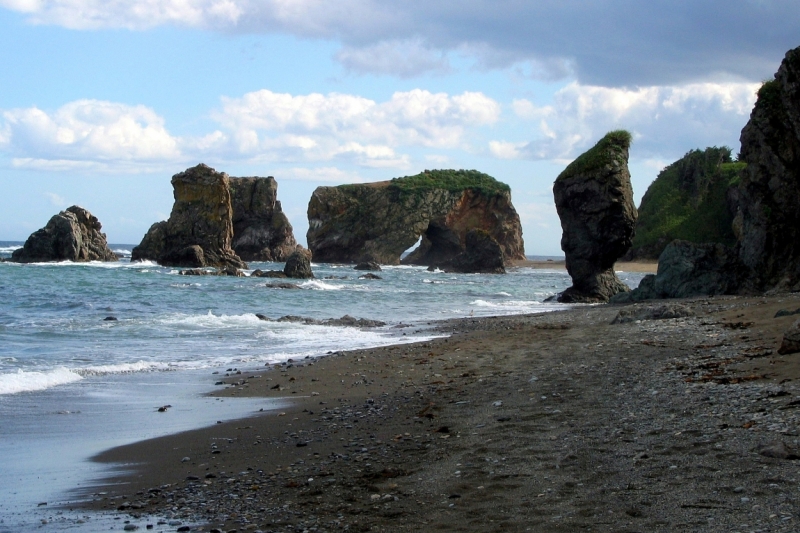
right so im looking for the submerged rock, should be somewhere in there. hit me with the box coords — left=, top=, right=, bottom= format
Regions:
left=12, top=205, right=118, bottom=263
left=132, top=164, right=246, bottom=269
left=276, top=315, right=386, bottom=328
left=553, top=131, right=638, bottom=302
left=306, top=169, right=525, bottom=268
left=354, top=261, right=381, bottom=271
left=229, top=176, right=298, bottom=262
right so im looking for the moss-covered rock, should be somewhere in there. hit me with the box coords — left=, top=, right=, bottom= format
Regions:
left=627, top=147, right=743, bottom=260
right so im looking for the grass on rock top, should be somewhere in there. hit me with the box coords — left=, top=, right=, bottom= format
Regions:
left=388, top=169, right=510, bottom=196
left=556, top=130, right=632, bottom=182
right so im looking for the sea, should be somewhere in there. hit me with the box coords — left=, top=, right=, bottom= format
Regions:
left=0, top=241, right=646, bottom=532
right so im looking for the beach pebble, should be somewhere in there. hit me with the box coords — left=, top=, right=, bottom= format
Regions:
left=181, top=457, right=191, bottom=462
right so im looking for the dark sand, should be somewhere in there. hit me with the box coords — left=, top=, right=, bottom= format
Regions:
left=73, top=292, right=800, bottom=532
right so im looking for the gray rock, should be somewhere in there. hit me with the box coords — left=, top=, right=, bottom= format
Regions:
left=553, top=131, right=637, bottom=302
left=612, top=240, right=745, bottom=302
left=11, top=206, right=118, bottom=263
left=354, top=261, right=381, bottom=271
left=757, top=440, right=800, bottom=459
left=778, top=319, right=800, bottom=355
left=284, top=248, right=314, bottom=279
left=436, top=229, right=506, bottom=274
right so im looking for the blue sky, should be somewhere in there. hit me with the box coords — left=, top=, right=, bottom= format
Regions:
left=1, top=1, right=797, bottom=255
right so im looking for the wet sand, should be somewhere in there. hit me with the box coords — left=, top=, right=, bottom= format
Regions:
left=510, top=259, right=658, bottom=273
left=74, top=292, right=800, bottom=532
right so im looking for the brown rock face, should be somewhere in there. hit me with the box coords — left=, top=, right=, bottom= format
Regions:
left=306, top=170, right=525, bottom=268
left=229, top=177, right=298, bottom=262
left=554, top=131, right=638, bottom=303
left=131, top=164, right=246, bottom=269
left=736, top=45, right=800, bottom=292
left=436, top=229, right=505, bottom=274
left=12, top=206, right=118, bottom=263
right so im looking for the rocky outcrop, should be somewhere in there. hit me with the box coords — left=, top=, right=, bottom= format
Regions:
left=619, top=45, right=800, bottom=301
left=229, top=177, right=298, bottom=262
left=612, top=241, right=745, bottom=303
left=778, top=320, right=800, bottom=355
left=283, top=249, right=314, bottom=279
left=735, top=45, right=800, bottom=292
left=625, top=147, right=742, bottom=260
left=12, top=206, right=117, bottom=263
left=131, top=164, right=246, bottom=269
left=553, top=131, right=638, bottom=303
left=436, top=229, right=505, bottom=274
left=354, top=262, right=381, bottom=271
left=306, top=169, right=525, bottom=268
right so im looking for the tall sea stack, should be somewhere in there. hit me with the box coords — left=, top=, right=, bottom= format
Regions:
left=131, top=164, right=246, bottom=269
left=554, top=131, right=638, bottom=303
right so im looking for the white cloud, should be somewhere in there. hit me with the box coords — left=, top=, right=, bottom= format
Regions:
left=1, top=100, right=181, bottom=168
left=494, top=81, right=759, bottom=161
left=281, top=166, right=364, bottom=183
left=1, top=1, right=796, bottom=84
left=44, top=191, right=66, bottom=206
left=211, top=88, right=499, bottom=164
left=0, top=89, right=499, bottom=172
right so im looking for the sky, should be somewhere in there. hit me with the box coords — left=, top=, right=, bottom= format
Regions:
left=0, top=1, right=797, bottom=255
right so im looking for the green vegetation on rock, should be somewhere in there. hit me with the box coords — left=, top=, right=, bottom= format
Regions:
left=556, top=130, right=632, bottom=182
left=630, top=147, right=743, bottom=259
left=387, top=169, right=510, bottom=196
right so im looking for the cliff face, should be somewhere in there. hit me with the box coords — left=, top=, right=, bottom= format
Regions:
left=12, top=205, right=117, bottom=263
left=736, top=45, right=800, bottom=292
left=627, top=147, right=742, bottom=260
left=553, top=131, right=638, bottom=303
left=229, top=177, right=298, bottom=262
left=131, top=164, right=246, bottom=269
left=306, top=170, right=525, bottom=266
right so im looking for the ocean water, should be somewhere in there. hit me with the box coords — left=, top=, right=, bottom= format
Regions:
left=0, top=242, right=646, bottom=531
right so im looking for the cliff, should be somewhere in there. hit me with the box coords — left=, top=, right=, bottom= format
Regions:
left=554, top=130, right=638, bottom=302
left=229, top=177, right=298, bottom=262
left=131, top=164, right=246, bottom=269
left=12, top=205, right=117, bottom=263
left=306, top=170, right=525, bottom=266
left=626, top=147, right=742, bottom=260
left=736, top=45, right=800, bottom=292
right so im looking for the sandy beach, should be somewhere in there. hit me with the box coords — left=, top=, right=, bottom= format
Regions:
left=69, top=289, right=800, bottom=533
left=510, top=259, right=658, bottom=274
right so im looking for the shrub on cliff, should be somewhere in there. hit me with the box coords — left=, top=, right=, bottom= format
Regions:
left=628, top=147, right=743, bottom=260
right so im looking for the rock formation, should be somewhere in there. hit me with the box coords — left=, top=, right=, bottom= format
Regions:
left=283, top=249, right=314, bottom=279
left=625, top=147, right=742, bottom=260
left=553, top=131, right=638, bottom=302
left=229, top=177, right=298, bottom=262
left=436, top=229, right=505, bottom=274
left=12, top=206, right=118, bottom=263
left=618, top=45, right=800, bottom=301
left=735, top=45, right=800, bottom=292
left=131, top=164, right=246, bottom=269
left=778, top=320, right=800, bottom=355
left=306, top=169, right=525, bottom=268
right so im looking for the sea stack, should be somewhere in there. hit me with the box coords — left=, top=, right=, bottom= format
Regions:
left=554, top=130, right=638, bottom=303
left=131, top=164, right=246, bottom=269
left=736, top=44, right=800, bottom=292
left=12, top=205, right=118, bottom=263
left=229, top=177, right=298, bottom=262
left=306, top=169, right=525, bottom=269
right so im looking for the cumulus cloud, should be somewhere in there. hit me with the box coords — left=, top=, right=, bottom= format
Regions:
left=2, top=0, right=797, bottom=85
left=210, top=88, right=500, bottom=164
left=492, top=81, right=760, bottom=162
left=0, top=100, right=180, bottom=171
left=0, top=89, right=500, bottom=172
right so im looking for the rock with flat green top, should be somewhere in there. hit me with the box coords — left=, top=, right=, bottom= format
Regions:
left=306, top=169, right=525, bottom=268
left=553, top=130, right=637, bottom=302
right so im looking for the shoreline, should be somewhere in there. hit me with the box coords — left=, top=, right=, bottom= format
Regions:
left=72, top=292, right=800, bottom=532
left=510, top=259, right=658, bottom=274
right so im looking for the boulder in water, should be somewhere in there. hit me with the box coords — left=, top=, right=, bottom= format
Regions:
left=12, top=206, right=118, bottom=263
left=284, top=248, right=314, bottom=279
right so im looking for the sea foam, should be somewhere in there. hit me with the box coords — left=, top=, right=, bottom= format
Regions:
left=0, top=367, right=83, bottom=395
